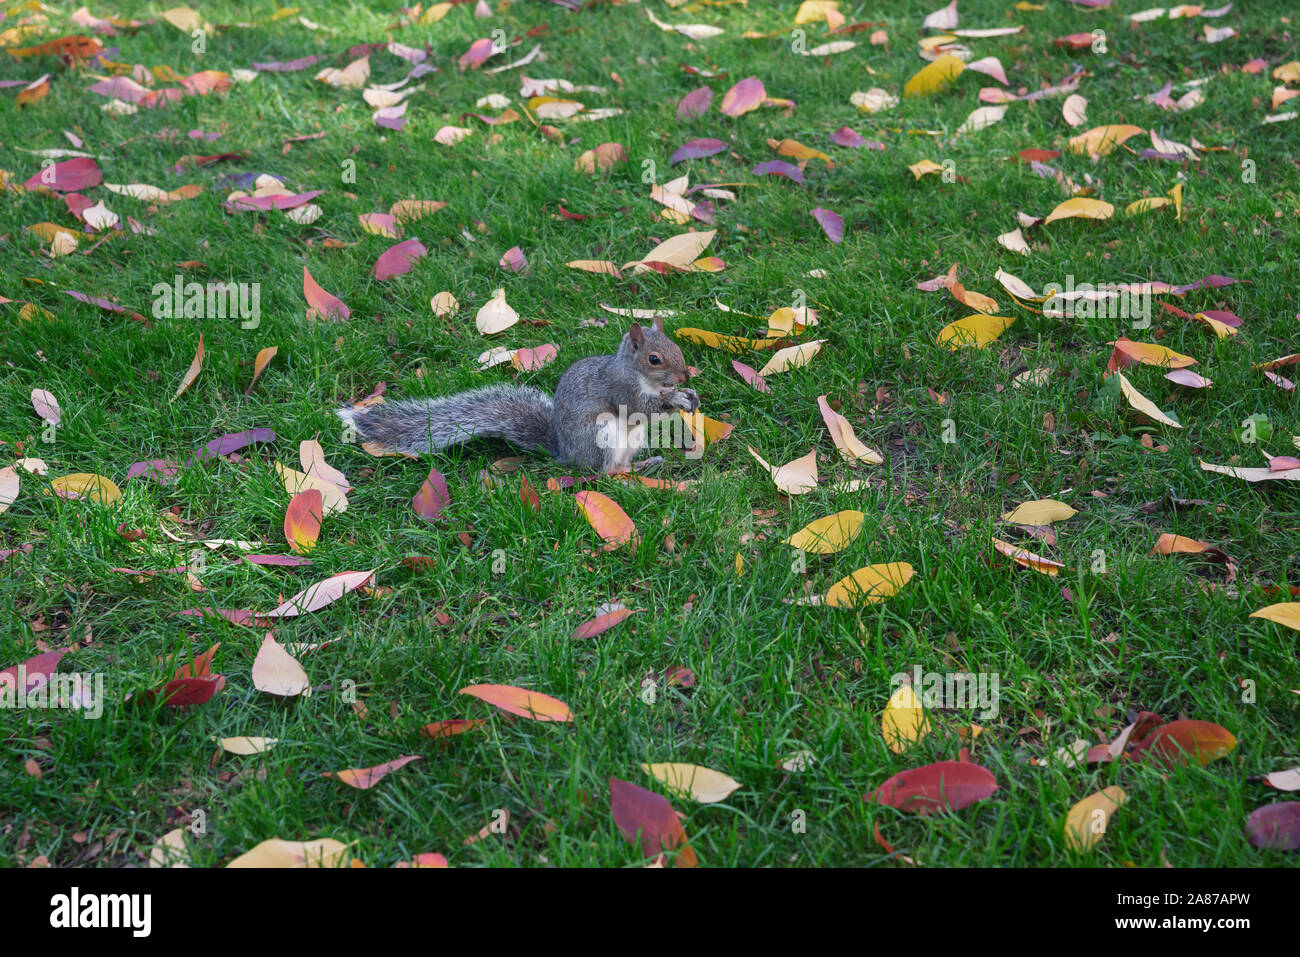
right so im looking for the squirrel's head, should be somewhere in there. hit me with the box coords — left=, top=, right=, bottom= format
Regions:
left=618, top=317, right=690, bottom=392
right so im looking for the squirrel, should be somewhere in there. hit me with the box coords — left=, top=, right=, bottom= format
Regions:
left=337, top=316, right=700, bottom=474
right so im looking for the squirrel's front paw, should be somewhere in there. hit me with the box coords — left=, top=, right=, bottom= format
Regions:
left=668, top=388, right=700, bottom=413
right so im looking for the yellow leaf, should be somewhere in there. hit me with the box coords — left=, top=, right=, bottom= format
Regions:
left=226, top=838, right=350, bottom=868
left=217, top=736, right=279, bottom=755
left=991, top=537, right=1065, bottom=575
left=818, top=395, right=883, bottom=464
left=1067, top=124, right=1145, bottom=157
left=768, top=138, right=832, bottom=165
left=1064, top=786, right=1127, bottom=853
left=908, top=159, right=944, bottom=179
left=171, top=333, right=204, bottom=402
left=430, top=291, right=459, bottom=316
left=824, top=563, right=914, bottom=608
left=783, top=510, right=865, bottom=553
left=676, top=328, right=782, bottom=352
left=642, top=763, right=741, bottom=803
left=882, top=685, right=930, bottom=754
left=936, top=314, right=1015, bottom=349
left=1002, top=499, right=1077, bottom=525
left=49, top=473, right=121, bottom=505
left=1249, top=603, right=1300, bottom=632
left=623, top=229, right=716, bottom=273
left=1114, top=371, right=1182, bottom=429
left=1044, top=198, right=1115, bottom=224
left=1274, top=62, right=1300, bottom=83
left=735, top=551, right=743, bottom=577
left=1168, top=182, right=1183, bottom=221
left=275, top=462, right=348, bottom=516
left=566, top=259, right=622, bottom=277
left=758, top=339, right=824, bottom=376
left=1125, top=197, right=1172, bottom=217
left=903, top=54, right=965, bottom=97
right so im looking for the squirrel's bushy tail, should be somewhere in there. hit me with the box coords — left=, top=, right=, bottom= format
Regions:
left=337, top=385, right=555, bottom=456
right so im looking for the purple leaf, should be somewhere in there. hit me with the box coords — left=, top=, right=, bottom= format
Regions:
left=230, top=190, right=323, bottom=211
left=191, top=428, right=277, bottom=464
left=372, top=239, right=428, bottom=280
left=810, top=207, right=845, bottom=243
left=1244, top=802, right=1300, bottom=850
left=752, top=160, right=803, bottom=183
left=830, top=126, right=866, bottom=147
left=125, top=459, right=180, bottom=483
left=1173, top=275, right=1238, bottom=295
left=676, top=86, right=713, bottom=120
left=670, top=138, right=727, bottom=165
left=720, top=75, right=765, bottom=117
left=252, top=56, right=320, bottom=72
left=241, top=554, right=314, bottom=566
left=1164, top=368, right=1213, bottom=389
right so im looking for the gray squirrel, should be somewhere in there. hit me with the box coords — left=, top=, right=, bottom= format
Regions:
left=337, top=316, right=700, bottom=474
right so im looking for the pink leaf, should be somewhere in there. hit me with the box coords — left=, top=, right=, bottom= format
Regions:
left=303, top=266, right=350, bottom=321
left=24, top=157, right=101, bottom=192
left=830, top=126, right=866, bottom=147
left=372, top=238, right=428, bottom=280
left=720, top=76, right=765, bottom=117
left=752, top=160, right=803, bottom=183
left=676, top=86, right=713, bottom=120
left=731, top=360, right=770, bottom=393
left=413, top=468, right=450, bottom=521
left=500, top=245, right=529, bottom=274
left=670, top=138, right=727, bottom=164
left=810, top=207, right=845, bottom=243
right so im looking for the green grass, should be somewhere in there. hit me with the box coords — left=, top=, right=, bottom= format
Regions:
left=1, top=0, right=1298, bottom=868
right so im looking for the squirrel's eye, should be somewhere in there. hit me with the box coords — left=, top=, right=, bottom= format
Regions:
left=648, top=353, right=662, bottom=366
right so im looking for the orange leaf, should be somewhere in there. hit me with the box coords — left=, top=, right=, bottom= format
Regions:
left=574, top=490, right=638, bottom=549
left=459, top=683, right=574, bottom=722
left=284, top=488, right=323, bottom=554
left=171, top=333, right=204, bottom=401
left=323, top=755, right=421, bottom=789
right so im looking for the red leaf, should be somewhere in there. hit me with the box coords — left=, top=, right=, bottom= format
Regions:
left=1125, top=719, right=1236, bottom=768
left=24, top=157, right=101, bottom=192
left=864, top=760, right=999, bottom=814
left=412, top=467, right=450, bottom=521
left=609, top=777, right=698, bottom=866
left=571, top=608, right=637, bottom=639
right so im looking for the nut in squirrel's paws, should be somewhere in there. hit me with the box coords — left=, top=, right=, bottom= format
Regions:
left=667, top=388, right=700, bottom=413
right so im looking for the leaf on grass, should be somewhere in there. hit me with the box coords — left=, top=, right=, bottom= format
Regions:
left=882, top=685, right=930, bottom=754
left=261, top=569, right=375, bottom=619
left=371, top=238, right=427, bottom=280
left=572, top=608, right=638, bottom=639
left=0, top=467, right=18, bottom=515
left=574, top=142, right=627, bottom=173
left=641, top=763, right=741, bottom=803
left=218, top=737, right=279, bottom=755
left=904, top=54, right=965, bottom=97
left=748, top=447, right=818, bottom=495
left=226, top=838, right=350, bottom=868
left=50, top=473, right=121, bottom=505
left=624, top=229, right=716, bottom=274
left=609, top=777, right=698, bottom=866
left=783, top=510, right=865, bottom=554
left=30, top=389, right=60, bottom=425
left=1001, top=500, right=1076, bottom=525
left=731, top=360, right=770, bottom=393
left=1044, top=198, right=1114, bottom=224
left=171, top=333, right=204, bottom=401
left=1064, top=786, right=1127, bottom=852
left=992, top=537, right=1064, bottom=575
left=285, top=489, right=323, bottom=554
left=476, top=287, right=520, bottom=334
left=810, top=207, right=844, bottom=242
left=720, top=76, right=765, bottom=116
left=252, top=634, right=311, bottom=697
left=1107, top=338, right=1196, bottom=372
left=460, top=684, right=573, bottom=722
left=823, top=563, right=914, bottom=608
left=1115, top=371, right=1182, bottom=428
left=245, top=346, right=278, bottom=395
left=303, top=267, right=350, bottom=320
left=818, top=395, right=883, bottom=465
left=1068, top=124, right=1144, bottom=157
left=324, top=755, right=421, bottom=790
left=865, top=760, right=999, bottom=814
left=759, top=340, right=824, bottom=375
left=574, top=490, right=638, bottom=548
left=413, top=468, right=451, bottom=521
left=937, top=315, right=1015, bottom=349
left=275, top=462, right=347, bottom=516
left=1245, top=803, right=1300, bottom=851
left=1249, top=603, right=1300, bottom=632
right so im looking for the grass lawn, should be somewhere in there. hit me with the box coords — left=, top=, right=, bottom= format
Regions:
left=1, top=0, right=1298, bottom=868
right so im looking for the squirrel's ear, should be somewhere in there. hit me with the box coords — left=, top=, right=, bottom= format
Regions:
left=628, top=322, right=644, bottom=347
left=651, top=315, right=664, bottom=333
